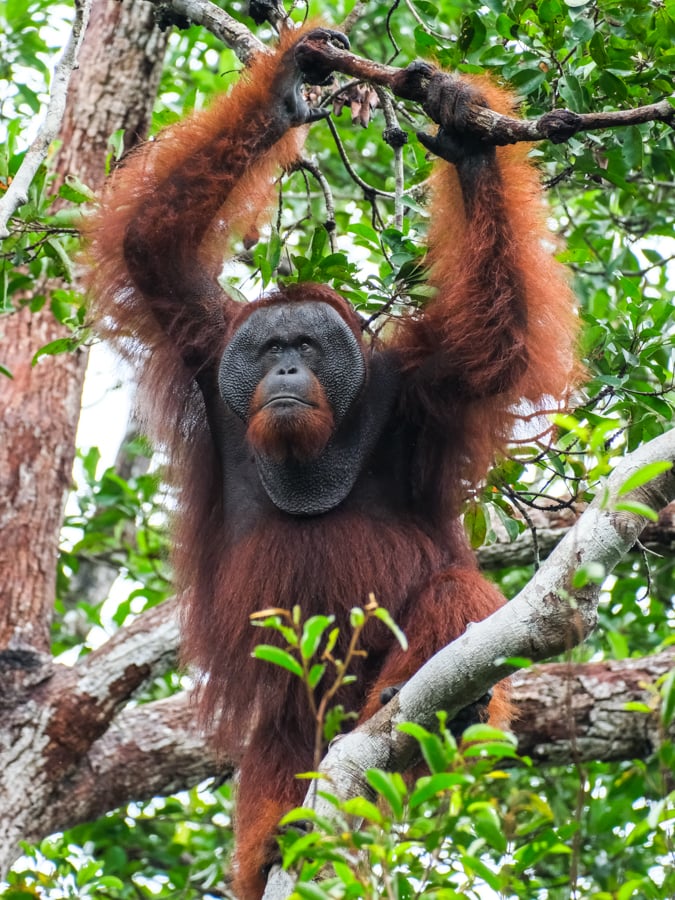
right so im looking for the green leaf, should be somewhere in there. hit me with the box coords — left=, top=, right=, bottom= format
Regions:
left=342, top=796, right=384, bottom=824
left=614, top=500, right=659, bottom=522
left=372, top=607, right=408, bottom=651
left=398, top=722, right=452, bottom=773
left=589, top=30, right=609, bottom=66
left=295, top=884, right=332, bottom=900
left=58, top=175, right=95, bottom=204
left=469, top=801, right=507, bottom=852
left=459, top=11, right=487, bottom=52
left=621, top=126, right=643, bottom=170
left=559, top=73, right=587, bottom=111
left=617, top=460, right=672, bottom=496
left=660, top=669, right=675, bottom=727
left=624, top=701, right=652, bottom=714
left=460, top=853, right=501, bottom=891
left=366, top=769, right=406, bottom=820
left=570, top=15, right=594, bottom=42
left=32, top=337, right=76, bottom=363
left=464, top=500, right=488, bottom=548
left=539, top=0, right=564, bottom=23
left=572, top=562, right=606, bottom=588
left=510, top=68, right=547, bottom=96
left=307, top=663, right=325, bottom=689
left=409, top=772, right=470, bottom=809
left=300, top=615, right=334, bottom=661
left=605, top=630, right=629, bottom=660
left=618, top=882, right=651, bottom=900
left=309, top=226, right=327, bottom=263
left=349, top=606, right=365, bottom=628
left=252, top=645, right=303, bottom=677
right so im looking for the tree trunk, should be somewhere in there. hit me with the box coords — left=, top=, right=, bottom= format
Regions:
left=0, top=0, right=168, bottom=871
left=0, top=2, right=168, bottom=652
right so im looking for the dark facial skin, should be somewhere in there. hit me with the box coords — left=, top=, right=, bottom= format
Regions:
left=219, top=301, right=366, bottom=429
left=253, top=335, right=326, bottom=416
left=218, top=300, right=400, bottom=517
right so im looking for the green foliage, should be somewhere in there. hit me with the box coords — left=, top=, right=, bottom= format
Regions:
left=5, top=783, right=234, bottom=899
left=54, top=438, right=172, bottom=657
left=0, top=2, right=87, bottom=345
left=252, top=599, right=406, bottom=761
left=277, top=715, right=675, bottom=899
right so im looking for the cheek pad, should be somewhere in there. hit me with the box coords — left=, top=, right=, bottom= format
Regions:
left=316, top=327, right=366, bottom=420
left=218, top=325, right=262, bottom=421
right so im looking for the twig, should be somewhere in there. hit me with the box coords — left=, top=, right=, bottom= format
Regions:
left=340, top=0, right=369, bottom=35
left=324, top=115, right=396, bottom=201
left=0, top=0, right=92, bottom=239
left=374, top=87, right=407, bottom=229
left=291, top=157, right=338, bottom=252
left=404, top=0, right=452, bottom=42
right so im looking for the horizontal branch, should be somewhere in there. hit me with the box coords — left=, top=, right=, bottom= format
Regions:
left=477, top=500, right=675, bottom=570
left=42, top=598, right=180, bottom=774
left=19, top=647, right=673, bottom=849
left=299, top=37, right=675, bottom=145
left=42, top=693, right=224, bottom=838
left=514, top=648, right=675, bottom=763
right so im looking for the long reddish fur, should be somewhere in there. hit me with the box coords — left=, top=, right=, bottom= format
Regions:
left=83, top=31, right=579, bottom=900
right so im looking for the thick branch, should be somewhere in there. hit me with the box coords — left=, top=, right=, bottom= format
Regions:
left=17, top=648, right=672, bottom=850
left=42, top=693, right=225, bottom=838
left=297, top=38, right=675, bottom=144
left=0, top=598, right=181, bottom=874
left=43, top=598, right=180, bottom=774
left=514, top=649, right=675, bottom=764
left=0, top=0, right=92, bottom=237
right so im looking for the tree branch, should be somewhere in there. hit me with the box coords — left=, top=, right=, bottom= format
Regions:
left=152, top=0, right=264, bottom=63
left=44, top=598, right=180, bottom=770
left=42, top=692, right=225, bottom=838
left=0, top=0, right=92, bottom=238
left=296, top=37, right=675, bottom=144
left=0, top=598, right=181, bottom=874
left=514, top=648, right=675, bottom=764
left=477, top=500, right=675, bottom=570
left=12, top=647, right=671, bottom=851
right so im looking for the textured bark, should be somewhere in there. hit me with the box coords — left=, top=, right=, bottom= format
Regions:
left=1, top=632, right=671, bottom=877
left=271, top=35, right=675, bottom=143
left=0, top=0, right=168, bottom=654
left=514, top=650, right=675, bottom=764
left=477, top=500, right=675, bottom=570
left=58, top=0, right=169, bottom=169
left=0, top=317, right=87, bottom=651
left=0, top=598, right=181, bottom=874
left=57, top=693, right=226, bottom=832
